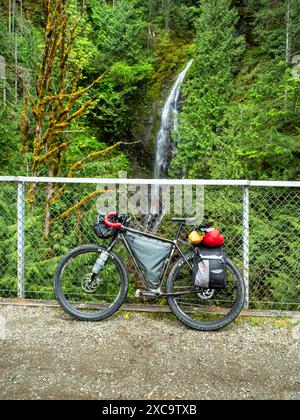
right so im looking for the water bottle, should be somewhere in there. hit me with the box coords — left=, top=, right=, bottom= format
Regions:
left=92, top=251, right=110, bottom=275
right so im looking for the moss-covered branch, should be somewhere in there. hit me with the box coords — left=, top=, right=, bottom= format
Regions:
left=58, top=190, right=113, bottom=219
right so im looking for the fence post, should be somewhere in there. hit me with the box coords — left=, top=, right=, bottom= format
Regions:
left=243, top=185, right=250, bottom=309
left=17, top=181, right=25, bottom=299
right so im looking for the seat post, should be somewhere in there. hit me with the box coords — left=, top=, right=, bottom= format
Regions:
left=175, top=223, right=184, bottom=241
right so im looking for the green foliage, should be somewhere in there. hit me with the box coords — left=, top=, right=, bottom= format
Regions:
left=136, top=0, right=199, bottom=36
left=90, top=0, right=150, bottom=65
left=65, top=128, right=130, bottom=178
left=168, top=0, right=300, bottom=308
left=86, top=0, right=198, bottom=149
left=252, top=0, right=300, bottom=59
left=0, top=0, right=299, bottom=309
left=0, top=15, right=41, bottom=174
left=171, top=0, right=246, bottom=178
left=110, top=61, right=153, bottom=86
left=171, top=0, right=300, bottom=181
left=248, top=189, right=300, bottom=309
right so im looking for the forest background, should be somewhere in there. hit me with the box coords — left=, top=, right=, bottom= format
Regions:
left=0, top=0, right=299, bottom=308
left=0, top=0, right=299, bottom=181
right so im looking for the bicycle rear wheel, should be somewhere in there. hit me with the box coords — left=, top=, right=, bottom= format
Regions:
left=54, top=245, right=128, bottom=321
left=167, top=253, right=245, bottom=331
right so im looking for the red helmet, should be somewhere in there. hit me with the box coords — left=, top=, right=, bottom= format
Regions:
left=202, top=228, right=224, bottom=248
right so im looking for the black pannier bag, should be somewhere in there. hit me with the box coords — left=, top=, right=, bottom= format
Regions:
left=94, top=214, right=115, bottom=239
left=124, top=231, right=173, bottom=290
left=193, top=246, right=227, bottom=289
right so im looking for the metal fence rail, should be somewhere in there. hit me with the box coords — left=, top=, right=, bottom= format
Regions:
left=0, top=176, right=299, bottom=311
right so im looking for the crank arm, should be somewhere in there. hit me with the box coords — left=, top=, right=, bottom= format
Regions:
left=140, top=289, right=202, bottom=299
left=161, top=289, right=202, bottom=298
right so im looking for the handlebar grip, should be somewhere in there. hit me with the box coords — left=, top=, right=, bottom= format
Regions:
left=104, top=212, right=122, bottom=229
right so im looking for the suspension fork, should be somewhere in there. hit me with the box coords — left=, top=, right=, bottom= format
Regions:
left=91, top=233, right=120, bottom=277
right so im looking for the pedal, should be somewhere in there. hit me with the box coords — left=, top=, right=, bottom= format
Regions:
left=135, top=289, right=162, bottom=299
left=141, top=290, right=162, bottom=298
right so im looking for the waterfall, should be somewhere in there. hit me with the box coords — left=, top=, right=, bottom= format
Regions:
left=146, top=60, right=193, bottom=233
left=154, top=59, right=193, bottom=179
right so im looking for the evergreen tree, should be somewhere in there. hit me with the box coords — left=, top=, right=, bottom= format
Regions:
left=170, top=0, right=245, bottom=178
left=210, top=0, right=300, bottom=180
left=252, top=0, right=300, bottom=62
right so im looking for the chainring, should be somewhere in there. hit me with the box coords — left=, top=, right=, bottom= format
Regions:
left=197, top=289, right=215, bottom=300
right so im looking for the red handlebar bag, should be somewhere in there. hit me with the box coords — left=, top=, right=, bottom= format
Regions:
left=202, top=228, right=225, bottom=248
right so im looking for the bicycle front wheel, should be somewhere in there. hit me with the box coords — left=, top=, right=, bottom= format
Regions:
left=54, top=245, right=128, bottom=321
left=167, top=253, right=245, bottom=331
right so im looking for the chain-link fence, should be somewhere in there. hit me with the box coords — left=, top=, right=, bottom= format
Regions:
left=0, top=176, right=299, bottom=311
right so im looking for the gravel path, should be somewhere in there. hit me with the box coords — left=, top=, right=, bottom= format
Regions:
left=0, top=306, right=299, bottom=400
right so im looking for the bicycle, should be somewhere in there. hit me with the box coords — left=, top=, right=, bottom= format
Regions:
left=54, top=213, right=246, bottom=331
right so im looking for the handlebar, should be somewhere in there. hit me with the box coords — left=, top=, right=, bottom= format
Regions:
left=103, top=212, right=123, bottom=229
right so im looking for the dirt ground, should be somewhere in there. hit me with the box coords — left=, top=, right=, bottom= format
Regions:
left=0, top=305, right=299, bottom=400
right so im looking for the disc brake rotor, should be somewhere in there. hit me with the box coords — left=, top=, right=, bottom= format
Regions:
left=81, top=273, right=101, bottom=294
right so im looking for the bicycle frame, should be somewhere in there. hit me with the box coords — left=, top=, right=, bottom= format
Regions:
left=105, top=223, right=197, bottom=297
